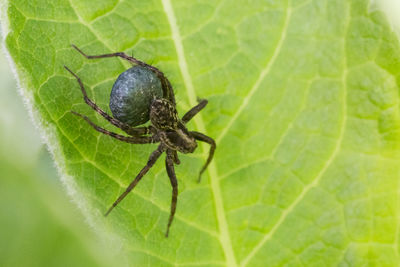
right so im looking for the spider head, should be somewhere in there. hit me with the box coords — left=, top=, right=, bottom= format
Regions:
left=150, top=99, right=197, bottom=153
left=160, top=128, right=197, bottom=154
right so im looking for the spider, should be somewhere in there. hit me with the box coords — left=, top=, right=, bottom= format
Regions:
left=64, top=45, right=216, bottom=237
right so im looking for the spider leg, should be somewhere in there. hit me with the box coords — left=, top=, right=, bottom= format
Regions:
left=105, top=144, right=165, bottom=216
left=71, top=44, right=176, bottom=105
left=190, top=131, right=216, bottom=183
left=173, top=151, right=181, bottom=165
left=71, top=111, right=156, bottom=144
left=165, top=149, right=178, bottom=237
left=182, top=99, right=208, bottom=124
left=64, top=66, right=149, bottom=136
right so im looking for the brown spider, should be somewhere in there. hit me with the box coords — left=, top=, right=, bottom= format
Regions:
left=64, top=45, right=216, bottom=237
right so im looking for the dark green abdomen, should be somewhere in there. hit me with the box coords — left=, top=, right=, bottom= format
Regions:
left=109, top=66, right=163, bottom=126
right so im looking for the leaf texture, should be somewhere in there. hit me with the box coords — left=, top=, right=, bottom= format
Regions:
left=3, top=0, right=400, bottom=266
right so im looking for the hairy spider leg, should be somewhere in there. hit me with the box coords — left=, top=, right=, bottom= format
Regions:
left=71, top=111, right=156, bottom=144
left=105, top=145, right=165, bottom=216
left=172, top=150, right=180, bottom=165
left=71, top=44, right=176, bottom=105
left=190, top=131, right=216, bottom=183
left=181, top=100, right=216, bottom=183
left=182, top=99, right=208, bottom=124
left=64, top=66, right=149, bottom=136
left=165, top=149, right=178, bottom=237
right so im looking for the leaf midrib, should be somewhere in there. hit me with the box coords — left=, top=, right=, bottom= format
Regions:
left=161, top=1, right=299, bottom=265
left=160, top=0, right=238, bottom=266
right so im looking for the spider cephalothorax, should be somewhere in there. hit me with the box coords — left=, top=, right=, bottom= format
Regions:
left=65, top=45, right=215, bottom=237
left=150, top=99, right=198, bottom=153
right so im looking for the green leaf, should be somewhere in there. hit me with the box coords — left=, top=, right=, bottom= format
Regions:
left=3, top=0, right=400, bottom=266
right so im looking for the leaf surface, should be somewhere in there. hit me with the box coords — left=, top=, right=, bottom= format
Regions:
left=3, top=0, right=400, bottom=266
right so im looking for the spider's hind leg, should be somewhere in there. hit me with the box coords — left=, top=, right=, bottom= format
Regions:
left=72, top=44, right=136, bottom=62
left=64, top=66, right=148, bottom=136
left=71, top=111, right=154, bottom=144
left=71, top=44, right=176, bottom=105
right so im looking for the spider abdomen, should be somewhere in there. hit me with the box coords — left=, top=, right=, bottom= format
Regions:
left=109, top=65, right=163, bottom=126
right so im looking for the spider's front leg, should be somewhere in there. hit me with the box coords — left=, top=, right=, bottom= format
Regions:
left=191, top=131, right=216, bottom=183
left=182, top=99, right=208, bottom=123
left=105, top=144, right=165, bottom=216
left=182, top=99, right=216, bottom=182
left=165, top=149, right=178, bottom=237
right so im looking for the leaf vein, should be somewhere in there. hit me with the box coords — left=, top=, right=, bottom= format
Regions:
left=215, top=6, right=293, bottom=144
left=219, top=75, right=316, bottom=181
left=161, top=0, right=237, bottom=265
left=239, top=6, right=351, bottom=265
left=89, top=0, right=121, bottom=24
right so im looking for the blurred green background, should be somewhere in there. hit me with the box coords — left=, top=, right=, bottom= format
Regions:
left=0, top=42, right=121, bottom=266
